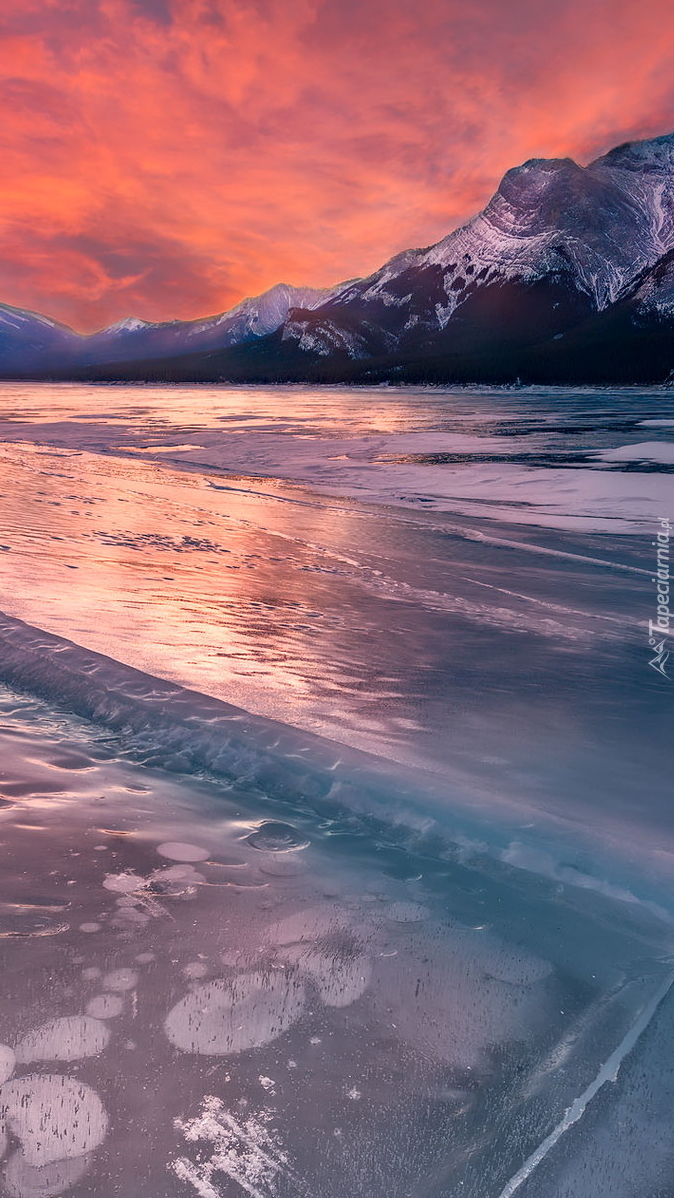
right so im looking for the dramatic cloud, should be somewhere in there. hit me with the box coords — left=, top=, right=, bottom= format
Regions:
left=1, top=0, right=673, bottom=329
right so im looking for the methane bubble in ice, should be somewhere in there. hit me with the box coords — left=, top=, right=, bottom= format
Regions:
left=265, top=903, right=368, bottom=947
left=293, top=946, right=372, bottom=1008
left=164, top=970, right=306, bottom=1056
left=156, top=842, right=210, bottom=863
left=86, top=994, right=124, bottom=1019
left=15, top=1016, right=110, bottom=1064
left=0, top=1046, right=15, bottom=1084
left=103, top=872, right=144, bottom=894
left=246, top=822, right=309, bottom=852
left=0, top=1074, right=108, bottom=1166
left=4, top=1150, right=90, bottom=1198
left=149, top=864, right=206, bottom=895
left=113, top=907, right=149, bottom=927
left=267, top=906, right=372, bottom=1007
left=102, top=968, right=138, bottom=992
left=182, top=962, right=209, bottom=979
left=369, top=930, right=553, bottom=1070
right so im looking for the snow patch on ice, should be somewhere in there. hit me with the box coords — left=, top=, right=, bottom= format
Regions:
left=596, top=440, right=674, bottom=465
left=171, top=1095, right=298, bottom=1198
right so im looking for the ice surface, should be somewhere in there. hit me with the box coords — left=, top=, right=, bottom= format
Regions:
left=0, top=384, right=671, bottom=1195
left=0, top=1052, right=14, bottom=1088
left=3, top=1152, right=91, bottom=1198
left=0, top=684, right=668, bottom=1195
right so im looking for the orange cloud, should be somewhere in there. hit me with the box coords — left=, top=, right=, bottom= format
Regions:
left=1, top=0, right=673, bottom=330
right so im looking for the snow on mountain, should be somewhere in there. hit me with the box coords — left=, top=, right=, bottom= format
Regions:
left=0, top=303, right=81, bottom=372
left=0, top=283, right=349, bottom=374
left=623, top=248, right=674, bottom=318
left=0, top=304, right=63, bottom=334
left=217, top=282, right=348, bottom=338
left=80, top=282, right=348, bottom=365
left=101, top=317, right=154, bottom=335
left=280, top=132, right=674, bottom=361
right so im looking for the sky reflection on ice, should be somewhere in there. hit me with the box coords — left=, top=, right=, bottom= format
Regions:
left=0, top=385, right=671, bottom=886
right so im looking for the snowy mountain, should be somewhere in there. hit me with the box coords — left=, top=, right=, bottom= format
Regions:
left=275, top=132, right=674, bottom=367
left=0, top=303, right=81, bottom=373
left=0, top=283, right=346, bottom=376
left=77, top=282, right=347, bottom=366
left=4, top=131, right=674, bottom=382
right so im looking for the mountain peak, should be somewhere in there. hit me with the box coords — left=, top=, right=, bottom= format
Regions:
left=492, top=155, right=584, bottom=217
left=590, top=131, right=674, bottom=172
left=103, top=317, right=153, bottom=335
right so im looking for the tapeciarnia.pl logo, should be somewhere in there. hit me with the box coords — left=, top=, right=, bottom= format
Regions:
left=648, top=516, right=671, bottom=678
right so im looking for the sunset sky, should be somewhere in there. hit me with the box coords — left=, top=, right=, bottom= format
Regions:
left=1, top=0, right=674, bottom=331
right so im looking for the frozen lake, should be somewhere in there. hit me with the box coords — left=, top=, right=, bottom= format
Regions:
left=0, top=382, right=672, bottom=1197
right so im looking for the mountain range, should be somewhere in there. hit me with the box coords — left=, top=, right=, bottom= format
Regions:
left=4, top=131, right=674, bottom=385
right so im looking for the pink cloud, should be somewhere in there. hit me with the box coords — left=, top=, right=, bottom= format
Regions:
left=0, top=0, right=673, bottom=330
